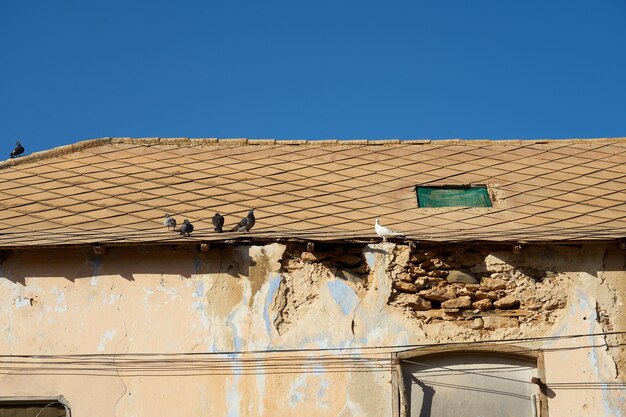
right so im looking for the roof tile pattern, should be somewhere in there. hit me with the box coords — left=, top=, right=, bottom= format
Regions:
left=1, top=137, right=626, bottom=248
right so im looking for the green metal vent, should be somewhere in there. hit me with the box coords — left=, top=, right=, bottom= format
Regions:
left=417, top=185, right=492, bottom=208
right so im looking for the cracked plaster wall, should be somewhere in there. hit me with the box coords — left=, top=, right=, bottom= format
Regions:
left=0, top=242, right=624, bottom=416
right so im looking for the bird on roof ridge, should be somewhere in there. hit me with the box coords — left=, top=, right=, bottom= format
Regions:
left=179, top=219, right=194, bottom=236
left=230, top=209, right=255, bottom=232
left=375, top=218, right=405, bottom=242
left=164, top=213, right=177, bottom=231
left=10, top=141, right=24, bottom=158
left=212, top=213, right=225, bottom=233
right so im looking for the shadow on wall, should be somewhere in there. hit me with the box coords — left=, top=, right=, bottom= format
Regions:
left=0, top=245, right=257, bottom=286
left=1, top=242, right=623, bottom=287
left=487, top=244, right=623, bottom=276
left=411, top=376, right=435, bottom=417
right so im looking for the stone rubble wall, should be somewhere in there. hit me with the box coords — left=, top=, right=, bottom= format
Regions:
left=387, top=244, right=568, bottom=330
left=280, top=242, right=570, bottom=333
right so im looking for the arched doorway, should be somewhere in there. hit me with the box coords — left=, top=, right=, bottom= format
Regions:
left=392, top=345, right=548, bottom=417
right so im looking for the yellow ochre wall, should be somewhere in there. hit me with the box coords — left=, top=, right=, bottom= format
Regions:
left=0, top=243, right=624, bottom=416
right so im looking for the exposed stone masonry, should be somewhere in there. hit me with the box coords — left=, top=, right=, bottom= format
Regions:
left=272, top=243, right=369, bottom=335
left=388, top=244, right=568, bottom=329
left=272, top=242, right=568, bottom=333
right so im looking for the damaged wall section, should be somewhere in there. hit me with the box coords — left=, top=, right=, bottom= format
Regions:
left=273, top=243, right=369, bottom=335
left=387, top=244, right=568, bottom=330
left=0, top=241, right=624, bottom=417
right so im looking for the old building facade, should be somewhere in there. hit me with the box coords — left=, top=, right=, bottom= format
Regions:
left=0, top=138, right=625, bottom=416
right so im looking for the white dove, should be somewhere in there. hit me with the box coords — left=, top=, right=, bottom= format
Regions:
left=375, top=218, right=405, bottom=242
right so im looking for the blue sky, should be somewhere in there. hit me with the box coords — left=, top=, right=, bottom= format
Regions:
left=2, top=0, right=626, bottom=154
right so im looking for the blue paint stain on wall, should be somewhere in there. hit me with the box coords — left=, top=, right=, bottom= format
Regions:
left=263, top=273, right=282, bottom=334
left=288, top=375, right=307, bottom=408
left=225, top=288, right=249, bottom=353
left=317, top=379, right=331, bottom=408
left=89, top=257, right=102, bottom=287
left=227, top=374, right=241, bottom=417
left=576, top=290, right=621, bottom=417
left=364, top=251, right=377, bottom=269
left=226, top=316, right=243, bottom=353
left=327, top=280, right=359, bottom=315
left=192, top=254, right=203, bottom=274
left=355, top=337, right=369, bottom=345
left=192, top=281, right=206, bottom=312
left=91, top=257, right=101, bottom=275
left=290, top=392, right=302, bottom=405
left=318, top=380, right=329, bottom=398
left=195, top=281, right=204, bottom=298
left=224, top=289, right=249, bottom=417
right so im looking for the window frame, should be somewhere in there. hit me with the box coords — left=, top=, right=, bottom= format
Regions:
left=0, top=396, right=71, bottom=417
left=391, top=343, right=548, bottom=417
left=415, top=184, right=496, bottom=208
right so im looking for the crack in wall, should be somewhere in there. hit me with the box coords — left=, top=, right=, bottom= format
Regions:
left=596, top=247, right=624, bottom=379
left=113, top=282, right=131, bottom=417
left=350, top=297, right=363, bottom=341
left=1, top=242, right=624, bottom=416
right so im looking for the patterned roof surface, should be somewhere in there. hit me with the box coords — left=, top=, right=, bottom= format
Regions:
left=1, top=137, right=625, bottom=248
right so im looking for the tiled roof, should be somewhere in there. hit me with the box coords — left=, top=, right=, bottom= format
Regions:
left=1, top=137, right=626, bottom=248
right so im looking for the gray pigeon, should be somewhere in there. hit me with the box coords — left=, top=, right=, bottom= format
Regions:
left=179, top=219, right=194, bottom=236
left=212, top=213, right=225, bottom=232
left=10, top=141, right=24, bottom=158
left=230, top=209, right=255, bottom=232
left=164, top=213, right=176, bottom=230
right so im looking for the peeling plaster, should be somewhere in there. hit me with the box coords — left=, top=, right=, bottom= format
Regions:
left=289, top=374, right=307, bottom=408
left=15, top=295, right=30, bottom=308
left=317, top=379, right=330, bottom=408
left=255, top=372, right=266, bottom=416
left=97, top=329, right=116, bottom=352
left=104, top=293, right=121, bottom=305
left=0, top=243, right=624, bottom=417
left=142, top=287, right=153, bottom=305
left=327, top=280, right=359, bottom=316
left=51, top=287, right=67, bottom=312
left=191, top=279, right=211, bottom=333
left=227, top=374, right=242, bottom=417
left=263, top=274, right=282, bottom=335
left=340, top=399, right=367, bottom=417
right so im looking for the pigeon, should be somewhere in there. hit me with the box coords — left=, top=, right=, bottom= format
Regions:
left=375, top=218, right=405, bottom=242
left=212, top=213, right=225, bottom=233
left=10, top=141, right=24, bottom=158
left=164, top=213, right=177, bottom=231
left=230, top=209, right=255, bottom=232
left=179, top=219, right=194, bottom=236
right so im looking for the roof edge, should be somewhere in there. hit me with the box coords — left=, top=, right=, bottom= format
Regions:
left=2, top=136, right=626, bottom=169
left=0, top=137, right=115, bottom=169
left=0, top=236, right=622, bottom=252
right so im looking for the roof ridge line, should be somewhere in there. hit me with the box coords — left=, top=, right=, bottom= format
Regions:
left=0, top=137, right=116, bottom=169
left=2, top=136, right=626, bottom=168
